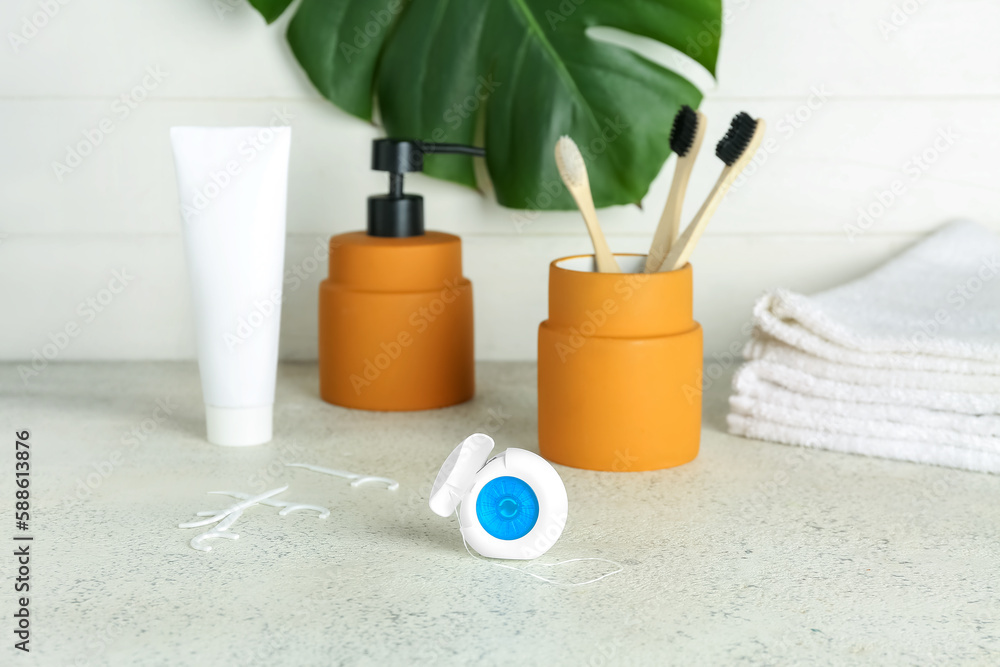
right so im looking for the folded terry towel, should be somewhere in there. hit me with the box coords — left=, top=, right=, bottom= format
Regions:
left=745, top=335, right=1000, bottom=393
left=728, top=220, right=1000, bottom=474
left=732, top=365, right=1000, bottom=438
left=751, top=220, right=1000, bottom=370
left=728, top=410, right=1000, bottom=474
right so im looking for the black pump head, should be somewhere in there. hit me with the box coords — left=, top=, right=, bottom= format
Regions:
left=367, top=139, right=486, bottom=238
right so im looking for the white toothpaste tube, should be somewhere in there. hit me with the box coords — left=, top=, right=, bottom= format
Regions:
left=170, top=126, right=291, bottom=446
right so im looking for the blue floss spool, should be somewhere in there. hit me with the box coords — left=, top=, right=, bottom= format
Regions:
left=476, top=476, right=540, bottom=541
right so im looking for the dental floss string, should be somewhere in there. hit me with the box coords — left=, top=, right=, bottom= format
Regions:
left=456, top=512, right=623, bottom=587
left=286, top=463, right=399, bottom=491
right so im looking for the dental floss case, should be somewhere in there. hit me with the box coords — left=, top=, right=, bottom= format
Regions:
left=430, top=434, right=568, bottom=560
left=319, top=139, right=480, bottom=411
left=538, top=254, right=703, bottom=471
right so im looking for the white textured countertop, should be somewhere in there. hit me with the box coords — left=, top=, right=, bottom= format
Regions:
left=2, top=362, right=999, bottom=666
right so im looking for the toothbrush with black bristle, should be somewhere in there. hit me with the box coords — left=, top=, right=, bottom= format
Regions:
left=658, top=112, right=766, bottom=272
left=644, top=105, right=707, bottom=273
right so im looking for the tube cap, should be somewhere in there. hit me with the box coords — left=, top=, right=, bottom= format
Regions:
left=205, top=404, right=273, bottom=447
left=429, top=433, right=494, bottom=517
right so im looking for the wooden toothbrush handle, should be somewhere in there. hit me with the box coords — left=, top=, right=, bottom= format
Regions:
left=578, top=199, right=621, bottom=273
left=658, top=167, right=734, bottom=272
left=583, top=206, right=622, bottom=273
left=658, top=119, right=766, bottom=272
left=645, top=155, right=695, bottom=273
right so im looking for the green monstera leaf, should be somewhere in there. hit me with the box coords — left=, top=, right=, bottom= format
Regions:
left=250, top=0, right=721, bottom=210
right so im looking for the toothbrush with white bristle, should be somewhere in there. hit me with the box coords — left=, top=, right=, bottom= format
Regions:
left=554, top=136, right=621, bottom=273
left=645, top=105, right=707, bottom=273
left=658, top=113, right=766, bottom=272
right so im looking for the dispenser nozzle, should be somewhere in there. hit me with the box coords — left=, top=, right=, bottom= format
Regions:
left=368, top=139, right=486, bottom=238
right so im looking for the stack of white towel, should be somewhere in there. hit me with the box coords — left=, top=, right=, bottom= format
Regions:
left=728, top=221, right=1000, bottom=473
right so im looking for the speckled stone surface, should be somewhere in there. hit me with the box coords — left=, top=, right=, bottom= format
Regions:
left=1, top=362, right=999, bottom=666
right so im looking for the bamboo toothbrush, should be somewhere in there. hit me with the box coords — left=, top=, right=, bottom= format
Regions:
left=555, top=136, right=621, bottom=273
left=657, top=113, right=766, bottom=272
left=644, top=105, right=707, bottom=273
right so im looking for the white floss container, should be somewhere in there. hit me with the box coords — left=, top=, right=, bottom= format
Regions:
left=430, top=433, right=568, bottom=560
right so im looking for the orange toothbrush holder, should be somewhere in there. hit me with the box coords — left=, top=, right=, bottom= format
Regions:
left=538, top=254, right=702, bottom=471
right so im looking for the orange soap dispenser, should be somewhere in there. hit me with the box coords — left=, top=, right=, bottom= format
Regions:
left=319, top=139, right=481, bottom=411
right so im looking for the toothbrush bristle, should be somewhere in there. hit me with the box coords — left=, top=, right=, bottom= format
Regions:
left=555, top=135, right=587, bottom=188
left=669, top=105, right=699, bottom=157
left=715, top=112, right=757, bottom=166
